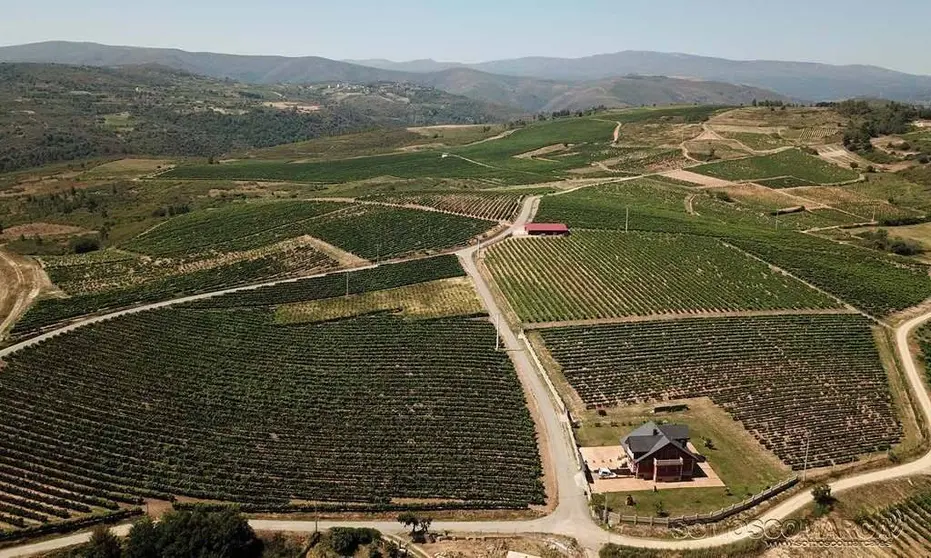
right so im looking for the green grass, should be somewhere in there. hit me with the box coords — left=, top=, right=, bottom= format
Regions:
left=849, top=173, right=931, bottom=213
left=693, top=149, right=860, bottom=185
left=485, top=230, right=839, bottom=323
left=575, top=399, right=788, bottom=517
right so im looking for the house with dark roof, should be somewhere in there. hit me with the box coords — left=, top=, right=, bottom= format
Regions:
left=620, top=422, right=703, bottom=482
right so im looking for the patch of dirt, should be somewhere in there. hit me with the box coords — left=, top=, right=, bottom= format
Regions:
left=0, top=249, right=57, bottom=339
left=514, top=144, right=572, bottom=160
left=659, top=169, right=734, bottom=189
left=1, top=223, right=91, bottom=240
left=420, top=533, right=582, bottom=558
left=263, top=101, right=321, bottom=113
left=814, top=144, right=871, bottom=169
left=300, top=236, right=370, bottom=267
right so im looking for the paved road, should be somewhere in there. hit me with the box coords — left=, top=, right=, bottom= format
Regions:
left=4, top=196, right=931, bottom=556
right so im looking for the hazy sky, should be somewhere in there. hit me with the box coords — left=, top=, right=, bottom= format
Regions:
left=2, top=0, right=930, bottom=75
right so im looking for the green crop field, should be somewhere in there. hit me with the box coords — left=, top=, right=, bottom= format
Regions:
left=0, top=310, right=543, bottom=520
left=184, top=255, right=463, bottom=310
left=753, top=176, right=818, bottom=189
left=533, top=178, right=834, bottom=235
left=539, top=314, right=899, bottom=469
left=164, top=151, right=546, bottom=185
left=719, top=131, right=792, bottom=151
left=300, top=204, right=493, bottom=260
left=484, top=231, right=839, bottom=323
left=0, top=256, right=544, bottom=535
left=692, top=149, right=860, bottom=185
left=122, top=200, right=346, bottom=256
left=731, top=233, right=931, bottom=317
left=13, top=247, right=338, bottom=335
left=361, top=192, right=524, bottom=222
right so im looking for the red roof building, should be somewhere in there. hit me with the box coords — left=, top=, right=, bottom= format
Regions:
left=524, top=223, right=570, bottom=236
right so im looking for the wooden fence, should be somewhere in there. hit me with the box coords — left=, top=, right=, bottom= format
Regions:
left=605, top=476, right=799, bottom=527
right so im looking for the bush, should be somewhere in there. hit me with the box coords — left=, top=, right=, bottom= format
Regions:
left=124, top=509, right=261, bottom=558
left=71, top=237, right=101, bottom=254
left=85, top=526, right=122, bottom=558
left=328, top=527, right=381, bottom=556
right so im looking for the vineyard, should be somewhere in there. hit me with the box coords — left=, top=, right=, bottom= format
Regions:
left=122, top=200, right=347, bottom=257
left=484, top=231, right=840, bottom=322
left=13, top=243, right=339, bottom=335
left=857, top=489, right=931, bottom=555
left=361, top=192, right=524, bottom=222
left=297, top=204, right=493, bottom=260
left=0, top=257, right=543, bottom=535
left=730, top=233, right=931, bottom=317
left=275, top=277, right=483, bottom=323
left=184, top=255, right=466, bottom=309
left=692, top=149, right=860, bottom=185
left=539, top=314, right=900, bottom=469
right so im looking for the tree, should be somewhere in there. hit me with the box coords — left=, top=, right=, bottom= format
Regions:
left=85, top=526, right=122, bottom=558
left=397, top=512, right=418, bottom=536
left=812, top=483, right=834, bottom=515
left=125, top=517, right=159, bottom=558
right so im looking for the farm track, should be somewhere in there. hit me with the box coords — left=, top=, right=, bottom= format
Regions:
left=6, top=194, right=931, bottom=556
left=6, top=111, right=931, bottom=554
left=0, top=249, right=51, bottom=340
left=523, top=307, right=860, bottom=330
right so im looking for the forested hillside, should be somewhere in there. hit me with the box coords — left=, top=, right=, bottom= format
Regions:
left=0, top=63, right=516, bottom=172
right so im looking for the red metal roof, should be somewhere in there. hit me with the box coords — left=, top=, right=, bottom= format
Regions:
left=525, top=223, right=569, bottom=233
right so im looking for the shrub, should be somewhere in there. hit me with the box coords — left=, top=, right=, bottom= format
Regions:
left=71, top=236, right=101, bottom=254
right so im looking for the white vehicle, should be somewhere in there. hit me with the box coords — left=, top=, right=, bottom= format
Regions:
left=598, top=468, right=618, bottom=479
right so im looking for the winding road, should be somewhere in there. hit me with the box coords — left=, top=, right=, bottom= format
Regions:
left=3, top=196, right=931, bottom=556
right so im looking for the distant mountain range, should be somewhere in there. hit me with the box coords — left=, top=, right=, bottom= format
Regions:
left=351, top=51, right=931, bottom=103
left=3, top=41, right=929, bottom=112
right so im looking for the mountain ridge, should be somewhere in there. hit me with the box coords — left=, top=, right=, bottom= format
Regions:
left=0, top=41, right=837, bottom=110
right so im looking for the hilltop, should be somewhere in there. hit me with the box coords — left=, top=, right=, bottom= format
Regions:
left=0, top=42, right=790, bottom=111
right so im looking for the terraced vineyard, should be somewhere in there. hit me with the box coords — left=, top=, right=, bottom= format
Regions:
left=485, top=231, right=840, bottom=322
left=692, top=149, right=860, bottom=185
left=0, top=260, right=543, bottom=536
left=730, top=233, right=931, bottom=317
left=539, top=314, right=900, bottom=469
left=362, top=192, right=523, bottom=222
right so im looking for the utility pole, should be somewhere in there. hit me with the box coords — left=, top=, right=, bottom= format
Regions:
left=625, top=206, right=629, bottom=233
left=802, top=430, right=811, bottom=481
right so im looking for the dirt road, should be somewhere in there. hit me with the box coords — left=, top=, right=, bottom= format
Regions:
left=6, top=199, right=931, bottom=556
left=0, top=249, right=52, bottom=340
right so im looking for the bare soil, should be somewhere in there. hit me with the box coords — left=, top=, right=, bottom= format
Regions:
left=1, top=222, right=91, bottom=240
left=0, top=249, right=57, bottom=339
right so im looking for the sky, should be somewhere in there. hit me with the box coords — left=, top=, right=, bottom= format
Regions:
left=2, top=0, right=930, bottom=75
